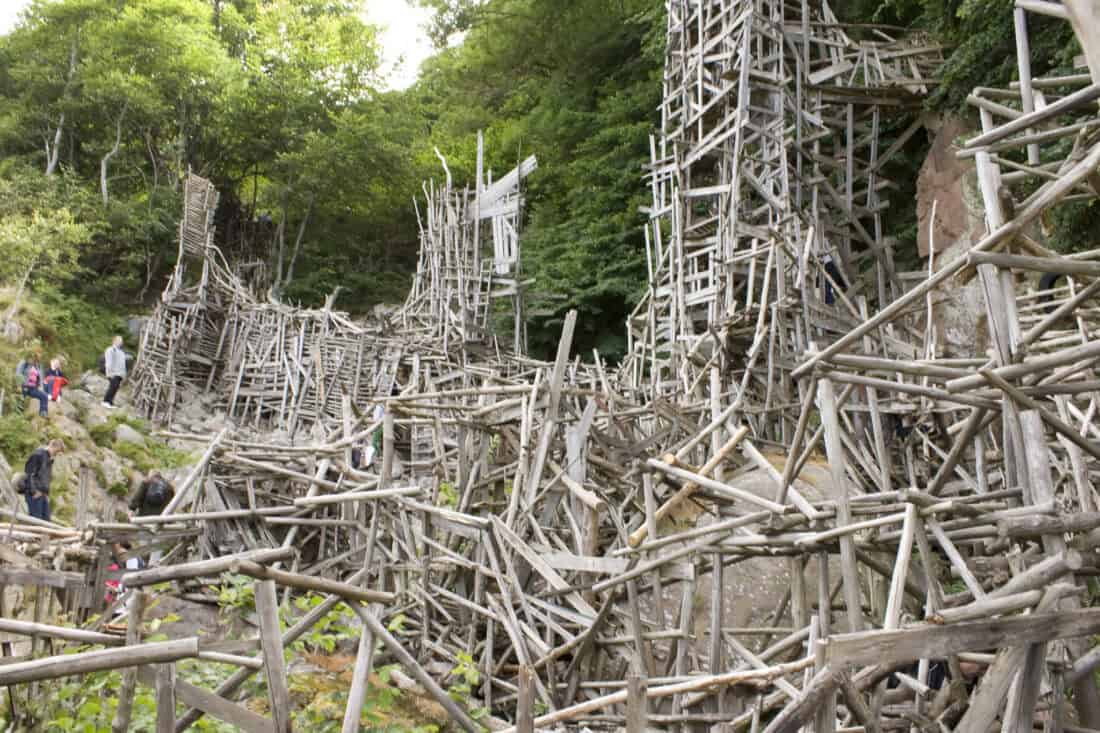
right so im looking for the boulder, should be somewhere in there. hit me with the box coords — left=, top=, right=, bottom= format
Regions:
left=915, top=114, right=990, bottom=359
left=52, top=414, right=90, bottom=444
left=114, top=423, right=146, bottom=447
left=916, top=116, right=976, bottom=258
left=80, top=371, right=109, bottom=396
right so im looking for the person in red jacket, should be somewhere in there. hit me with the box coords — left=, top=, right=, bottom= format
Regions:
left=43, top=357, right=68, bottom=402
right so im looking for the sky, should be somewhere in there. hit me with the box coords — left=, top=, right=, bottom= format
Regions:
left=0, top=0, right=435, bottom=90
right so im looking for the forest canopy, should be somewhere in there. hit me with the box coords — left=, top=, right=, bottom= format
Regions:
left=0, top=0, right=1087, bottom=360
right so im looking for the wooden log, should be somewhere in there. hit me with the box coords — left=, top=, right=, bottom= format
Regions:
left=340, top=604, right=378, bottom=733
left=0, top=618, right=124, bottom=647
left=963, top=83, right=1100, bottom=149
left=998, top=513, right=1100, bottom=538
left=626, top=671, right=647, bottom=733
left=255, top=579, right=292, bottom=733
left=292, top=486, right=420, bottom=506
left=644, top=457, right=786, bottom=514
left=821, top=606, right=1100, bottom=669
left=818, top=377, right=863, bottom=633
left=516, top=665, right=534, bottom=733
left=155, top=663, right=175, bottom=733
left=162, top=428, right=228, bottom=515
left=110, top=590, right=147, bottom=733
left=929, top=589, right=1044, bottom=624
left=122, top=547, right=294, bottom=587
left=0, top=638, right=198, bottom=686
left=230, top=559, right=393, bottom=605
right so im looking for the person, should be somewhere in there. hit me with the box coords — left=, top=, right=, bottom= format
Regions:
left=44, top=357, right=68, bottom=402
left=105, top=541, right=143, bottom=607
left=102, top=336, right=127, bottom=409
left=129, top=471, right=175, bottom=517
left=18, top=439, right=64, bottom=521
left=19, top=353, right=49, bottom=417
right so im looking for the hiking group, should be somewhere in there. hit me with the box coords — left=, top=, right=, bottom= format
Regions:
left=15, top=354, right=67, bottom=417
left=14, top=335, right=129, bottom=417
left=15, top=443, right=174, bottom=529
left=11, top=334, right=140, bottom=525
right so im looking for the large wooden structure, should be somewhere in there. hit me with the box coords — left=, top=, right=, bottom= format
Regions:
left=6, top=1, right=1100, bottom=731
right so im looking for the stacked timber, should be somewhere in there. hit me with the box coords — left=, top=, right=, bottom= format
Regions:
left=6, top=1, right=1100, bottom=731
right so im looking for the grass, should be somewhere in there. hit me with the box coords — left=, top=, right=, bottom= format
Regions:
left=88, top=413, right=149, bottom=446
left=0, top=285, right=133, bottom=373
left=110, top=438, right=192, bottom=474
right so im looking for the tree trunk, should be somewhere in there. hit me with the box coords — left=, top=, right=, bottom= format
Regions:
left=45, top=113, right=65, bottom=176
left=284, top=192, right=315, bottom=286
left=272, top=189, right=290, bottom=292
left=100, top=110, right=125, bottom=206
left=146, top=129, right=159, bottom=205
left=45, top=41, right=77, bottom=176
left=4, top=261, right=36, bottom=340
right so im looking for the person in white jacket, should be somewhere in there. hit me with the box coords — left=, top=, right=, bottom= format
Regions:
left=102, top=336, right=127, bottom=409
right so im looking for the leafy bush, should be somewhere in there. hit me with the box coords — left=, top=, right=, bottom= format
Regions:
left=0, top=412, right=41, bottom=462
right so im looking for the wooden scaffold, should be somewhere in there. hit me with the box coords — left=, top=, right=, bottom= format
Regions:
left=7, top=1, right=1100, bottom=731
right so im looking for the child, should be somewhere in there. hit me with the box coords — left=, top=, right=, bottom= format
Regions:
left=19, top=354, right=48, bottom=417
left=44, top=357, right=67, bottom=402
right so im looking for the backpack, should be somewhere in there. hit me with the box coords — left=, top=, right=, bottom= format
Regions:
left=14, top=360, right=27, bottom=382
left=145, top=479, right=170, bottom=508
left=97, top=354, right=107, bottom=375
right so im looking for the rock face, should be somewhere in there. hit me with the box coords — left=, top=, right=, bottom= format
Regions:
left=915, top=115, right=991, bottom=360
left=114, top=423, right=146, bottom=446
left=917, top=116, right=976, bottom=258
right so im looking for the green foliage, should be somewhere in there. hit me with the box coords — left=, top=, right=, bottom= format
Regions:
left=447, top=651, right=489, bottom=723
left=217, top=572, right=256, bottom=614
left=0, top=412, right=41, bottom=461
left=289, top=594, right=357, bottom=655
left=437, top=480, right=458, bottom=509
left=88, top=414, right=147, bottom=447
left=106, top=481, right=129, bottom=499
left=5, top=620, right=239, bottom=733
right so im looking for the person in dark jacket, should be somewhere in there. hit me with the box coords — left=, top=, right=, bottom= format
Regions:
left=128, top=471, right=175, bottom=517
left=19, top=439, right=64, bottom=521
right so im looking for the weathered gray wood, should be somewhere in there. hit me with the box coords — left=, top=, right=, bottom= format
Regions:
left=0, top=638, right=198, bottom=686
left=255, top=579, right=292, bottom=733
left=155, top=663, right=176, bottom=733
left=230, top=559, right=393, bottom=604
left=821, top=606, right=1100, bottom=668
left=111, top=590, right=147, bottom=733
left=123, top=547, right=294, bottom=587
left=516, top=664, right=535, bottom=733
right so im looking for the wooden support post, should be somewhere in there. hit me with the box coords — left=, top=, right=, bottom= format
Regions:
left=817, top=377, right=863, bottom=633
left=255, top=579, right=292, bottom=733
left=156, top=663, right=176, bottom=733
left=626, top=670, right=648, bottom=733
left=341, top=604, right=379, bottom=733
left=516, top=664, right=535, bottom=733
left=111, top=590, right=147, bottom=733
